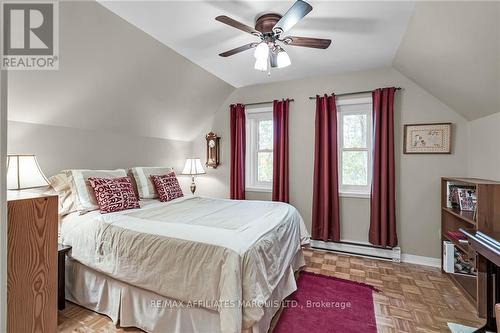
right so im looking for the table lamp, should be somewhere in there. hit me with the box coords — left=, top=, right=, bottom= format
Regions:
left=7, top=154, right=49, bottom=190
left=181, top=158, right=205, bottom=194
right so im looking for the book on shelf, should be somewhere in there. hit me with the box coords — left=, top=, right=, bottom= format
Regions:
left=447, top=230, right=467, bottom=242
left=457, top=188, right=477, bottom=212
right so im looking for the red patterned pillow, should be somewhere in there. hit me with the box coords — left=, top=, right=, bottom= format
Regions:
left=88, top=177, right=140, bottom=214
left=150, top=172, right=183, bottom=202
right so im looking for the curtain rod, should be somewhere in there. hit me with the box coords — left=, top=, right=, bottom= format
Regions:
left=308, top=87, right=402, bottom=100
left=244, top=99, right=295, bottom=107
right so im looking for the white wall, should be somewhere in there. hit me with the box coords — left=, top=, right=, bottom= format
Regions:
left=7, top=1, right=233, bottom=185
left=192, top=67, right=470, bottom=258
left=468, top=112, right=500, bottom=181
left=8, top=120, right=191, bottom=177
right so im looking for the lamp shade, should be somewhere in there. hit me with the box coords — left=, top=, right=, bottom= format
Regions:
left=181, top=158, right=206, bottom=175
left=277, top=50, right=291, bottom=68
left=253, top=42, right=269, bottom=59
left=7, top=154, right=49, bottom=190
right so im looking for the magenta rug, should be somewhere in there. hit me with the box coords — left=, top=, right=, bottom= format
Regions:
left=274, top=272, right=378, bottom=333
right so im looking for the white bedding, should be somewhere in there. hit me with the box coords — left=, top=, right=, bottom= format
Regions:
left=61, top=196, right=309, bottom=333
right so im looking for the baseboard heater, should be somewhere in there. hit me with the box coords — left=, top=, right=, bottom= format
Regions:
left=310, top=240, right=401, bottom=262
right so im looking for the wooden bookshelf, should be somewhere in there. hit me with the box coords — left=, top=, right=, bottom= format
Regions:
left=442, top=207, right=476, bottom=226
left=441, top=177, right=500, bottom=318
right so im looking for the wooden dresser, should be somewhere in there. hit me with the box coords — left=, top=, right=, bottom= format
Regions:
left=7, top=192, right=58, bottom=333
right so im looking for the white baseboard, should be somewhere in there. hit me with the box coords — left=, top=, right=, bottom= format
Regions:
left=310, top=240, right=441, bottom=268
left=401, top=254, right=441, bottom=268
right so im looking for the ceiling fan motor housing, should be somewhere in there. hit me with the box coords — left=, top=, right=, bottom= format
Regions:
left=255, top=14, right=282, bottom=35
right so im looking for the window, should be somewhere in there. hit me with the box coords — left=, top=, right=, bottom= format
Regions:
left=337, top=97, right=372, bottom=197
left=246, top=107, right=273, bottom=192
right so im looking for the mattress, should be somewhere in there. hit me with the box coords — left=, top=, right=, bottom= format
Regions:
left=60, top=196, right=309, bottom=333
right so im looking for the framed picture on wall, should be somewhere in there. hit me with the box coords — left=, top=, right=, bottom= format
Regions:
left=403, top=123, right=452, bottom=154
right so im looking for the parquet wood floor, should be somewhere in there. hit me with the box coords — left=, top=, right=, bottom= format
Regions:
left=58, top=248, right=483, bottom=332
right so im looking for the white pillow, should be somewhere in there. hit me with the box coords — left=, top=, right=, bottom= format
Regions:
left=130, top=167, right=173, bottom=199
left=66, top=169, right=127, bottom=213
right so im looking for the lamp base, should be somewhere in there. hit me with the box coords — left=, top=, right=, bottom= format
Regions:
left=190, top=176, right=196, bottom=195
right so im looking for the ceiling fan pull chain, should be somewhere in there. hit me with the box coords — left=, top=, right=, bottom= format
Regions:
left=267, top=56, right=271, bottom=77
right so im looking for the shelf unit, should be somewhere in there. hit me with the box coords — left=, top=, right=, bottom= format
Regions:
left=441, top=177, right=500, bottom=318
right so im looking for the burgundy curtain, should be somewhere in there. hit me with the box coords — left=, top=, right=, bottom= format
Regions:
left=369, top=87, right=397, bottom=247
left=272, top=99, right=289, bottom=203
left=230, top=104, right=246, bottom=200
left=312, top=94, right=340, bottom=241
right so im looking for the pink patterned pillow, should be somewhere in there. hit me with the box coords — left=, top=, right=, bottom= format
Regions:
left=88, top=177, right=140, bottom=214
left=150, top=172, right=183, bottom=202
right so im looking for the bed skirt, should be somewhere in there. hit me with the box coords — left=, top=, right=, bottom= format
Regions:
left=65, top=249, right=305, bottom=333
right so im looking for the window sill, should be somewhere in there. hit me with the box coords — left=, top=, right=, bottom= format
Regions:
left=245, top=187, right=272, bottom=193
left=339, top=192, right=370, bottom=199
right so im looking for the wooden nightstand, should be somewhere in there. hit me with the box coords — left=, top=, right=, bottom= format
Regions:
left=8, top=192, right=58, bottom=333
left=58, top=244, right=72, bottom=310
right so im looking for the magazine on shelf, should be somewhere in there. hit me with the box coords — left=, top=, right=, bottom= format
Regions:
left=457, top=188, right=477, bottom=211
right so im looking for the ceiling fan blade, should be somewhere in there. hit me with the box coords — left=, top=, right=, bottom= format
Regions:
left=219, top=43, right=257, bottom=57
left=283, top=36, right=331, bottom=49
left=215, top=15, right=262, bottom=37
left=273, top=0, right=313, bottom=35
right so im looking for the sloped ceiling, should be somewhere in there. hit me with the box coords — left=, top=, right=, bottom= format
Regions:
left=9, top=0, right=498, bottom=129
left=98, top=1, right=415, bottom=88
left=394, top=1, right=499, bottom=120
left=7, top=1, right=234, bottom=142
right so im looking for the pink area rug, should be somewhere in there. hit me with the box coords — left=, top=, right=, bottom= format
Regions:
left=274, top=272, right=378, bottom=333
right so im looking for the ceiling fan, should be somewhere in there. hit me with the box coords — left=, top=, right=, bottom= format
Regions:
left=215, top=0, right=331, bottom=73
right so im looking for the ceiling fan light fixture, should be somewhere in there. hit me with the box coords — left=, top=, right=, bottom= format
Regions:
left=254, top=42, right=269, bottom=59
left=254, top=57, right=268, bottom=71
left=277, top=49, right=291, bottom=68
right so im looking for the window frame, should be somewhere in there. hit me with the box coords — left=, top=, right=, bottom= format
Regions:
left=337, top=97, right=373, bottom=198
left=245, top=106, right=273, bottom=192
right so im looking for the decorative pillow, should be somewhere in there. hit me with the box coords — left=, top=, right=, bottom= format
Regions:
left=88, top=177, right=140, bottom=214
left=150, top=172, right=183, bottom=202
left=65, top=169, right=128, bottom=213
left=48, top=172, right=77, bottom=216
left=48, top=172, right=70, bottom=192
left=130, top=167, right=174, bottom=199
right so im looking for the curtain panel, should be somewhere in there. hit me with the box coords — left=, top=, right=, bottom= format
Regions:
left=311, top=94, right=341, bottom=241
left=272, top=99, right=290, bottom=203
left=369, top=87, right=398, bottom=247
left=229, top=103, right=246, bottom=200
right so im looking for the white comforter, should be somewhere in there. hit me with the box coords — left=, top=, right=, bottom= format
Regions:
left=60, top=196, right=309, bottom=333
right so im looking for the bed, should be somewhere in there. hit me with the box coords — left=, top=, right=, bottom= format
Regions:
left=60, top=195, right=309, bottom=333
